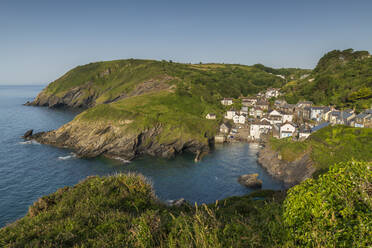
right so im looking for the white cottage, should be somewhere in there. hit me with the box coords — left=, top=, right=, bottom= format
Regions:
left=238, top=115, right=246, bottom=124
left=249, top=120, right=272, bottom=140
left=233, top=115, right=240, bottom=124
left=225, top=110, right=236, bottom=119
left=280, top=122, right=296, bottom=139
left=206, top=113, right=216, bottom=120
left=282, top=113, right=294, bottom=123
left=221, top=98, right=233, bottom=106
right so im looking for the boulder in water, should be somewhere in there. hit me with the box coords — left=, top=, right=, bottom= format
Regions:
left=23, top=129, right=33, bottom=139
left=238, top=173, right=263, bottom=188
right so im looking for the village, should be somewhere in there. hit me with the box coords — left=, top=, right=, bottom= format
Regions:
left=206, top=88, right=372, bottom=143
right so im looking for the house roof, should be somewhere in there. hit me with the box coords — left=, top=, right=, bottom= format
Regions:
left=281, top=121, right=296, bottom=127
left=251, top=120, right=271, bottom=126
left=311, top=122, right=330, bottom=132
left=220, top=122, right=232, bottom=128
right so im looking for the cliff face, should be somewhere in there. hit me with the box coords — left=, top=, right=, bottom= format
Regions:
left=29, top=120, right=209, bottom=161
left=26, top=82, right=98, bottom=108
left=257, top=143, right=315, bottom=187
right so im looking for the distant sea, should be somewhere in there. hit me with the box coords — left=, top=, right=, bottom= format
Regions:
left=0, top=85, right=284, bottom=227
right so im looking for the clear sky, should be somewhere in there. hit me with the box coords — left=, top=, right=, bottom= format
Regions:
left=1, top=0, right=372, bottom=84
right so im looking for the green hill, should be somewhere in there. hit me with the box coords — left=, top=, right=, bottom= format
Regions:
left=34, top=59, right=297, bottom=107
left=27, top=60, right=308, bottom=160
left=269, top=125, right=372, bottom=174
left=283, top=49, right=372, bottom=111
left=1, top=161, right=370, bottom=247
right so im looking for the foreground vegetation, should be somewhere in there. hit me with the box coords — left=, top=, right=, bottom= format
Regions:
left=1, top=161, right=370, bottom=247
left=283, top=49, right=372, bottom=111
left=269, top=125, right=372, bottom=174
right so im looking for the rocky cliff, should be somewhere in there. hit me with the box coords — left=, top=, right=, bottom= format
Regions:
left=27, top=120, right=210, bottom=161
left=25, top=82, right=98, bottom=108
left=257, top=143, right=315, bottom=186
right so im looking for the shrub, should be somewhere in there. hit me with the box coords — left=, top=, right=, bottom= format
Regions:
left=283, top=161, right=372, bottom=247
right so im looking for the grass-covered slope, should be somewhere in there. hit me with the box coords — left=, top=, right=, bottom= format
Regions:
left=29, top=59, right=309, bottom=158
left=37, top=59, right=295, bottom=107
left=283, top=49, right=372, bottom=110
left=269, top=125, right=372, bottom=173
left=1, top=161, right=370, bottom=247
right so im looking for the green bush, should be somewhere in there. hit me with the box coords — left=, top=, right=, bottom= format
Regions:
left=283, top=161, right=372, bottom=247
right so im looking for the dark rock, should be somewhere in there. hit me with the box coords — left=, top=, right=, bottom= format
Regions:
left=23, top=129, right=33, bottom=139
left=238, top=173, right=263, bottom=188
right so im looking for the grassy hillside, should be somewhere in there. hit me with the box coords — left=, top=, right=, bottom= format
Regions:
left=269, top=125, right=372, bottom=174
left=77, top=91, right=220, bottom=143
left=283, top=49, right=372, bottom=110
left=44, top=59, right=294, bottom=103
left=1, top=161, right=370, bottom=247
left=35, top=59, right=309, bottom=146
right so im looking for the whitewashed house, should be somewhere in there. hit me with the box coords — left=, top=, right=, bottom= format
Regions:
left=265, top=88, right=281, bottom=99
left=219, top=123, right=231, bottom=134
left=249, top=120, right=272, bottom=140
left=249, top=107, right=264, bottom=118
left=233, top=115, right=240, bottom=124
left=298, top=127, right=311, bottom=140
left=282, top=113, right=294, bottom=123
left=238, top=115, right=246, bottom=124
left=240, top=106, right=249, bottom=115
left=310, top=107, right=330, bottom=122
left=225, top=110, right=236, bottom=119
left=221, top=98, right=233, bottom=106
left=280, top=122, right=296, bottom=139
left=241, top=97, right=257, bottom=107
left=268, top=110, right=283, bottom=124
left=206, top=113, right=216, bottom=120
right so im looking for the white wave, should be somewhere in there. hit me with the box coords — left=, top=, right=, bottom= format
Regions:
left=19, top=140, right=40, bottom=145
left=113, top=157, right=131, bottom=164
left=58, top=153, right=77, bottom=160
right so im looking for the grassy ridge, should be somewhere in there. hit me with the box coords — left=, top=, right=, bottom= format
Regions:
left=269, top=125, right=372, bottom=173
left=42, top=59, right=307, bottom=144
left=283, top=49, right=372, bottom=110
left=43, top=59, right=306, bottom=104
left=1, top=161, right=370, bottom=247
left=78, top=91, right=221, bottom=143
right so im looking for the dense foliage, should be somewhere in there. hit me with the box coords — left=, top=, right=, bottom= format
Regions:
left=1, top=161, right=370, bottom=247
left=284, top=49, right=372, bottom=110
left=0, top=173, right=287, bottom=248
left=284, top=161, right=372, bottom=247
left=269, top=125, right=372, bottom=173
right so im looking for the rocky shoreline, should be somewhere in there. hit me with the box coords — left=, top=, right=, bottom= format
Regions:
left=23, top=122, right=210, bottom=163
left=24, top=126, right=314, bottom=187
left=257, top=141, right=315, bottom=187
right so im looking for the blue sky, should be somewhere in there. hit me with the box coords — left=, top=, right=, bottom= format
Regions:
left=1, top=0, right=372, bottom=84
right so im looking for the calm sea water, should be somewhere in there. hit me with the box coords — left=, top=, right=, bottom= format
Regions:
left=0, top=85, right=284, bottom=227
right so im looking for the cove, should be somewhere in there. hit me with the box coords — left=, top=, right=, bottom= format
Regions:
left=0, top=85, right=284, bottom=227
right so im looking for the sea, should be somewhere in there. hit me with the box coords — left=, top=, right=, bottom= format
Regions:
left=0, top=85, right=284, bottom=227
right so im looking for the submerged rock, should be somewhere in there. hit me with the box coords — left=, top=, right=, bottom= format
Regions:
left=238, top=173, right=263, bottom=188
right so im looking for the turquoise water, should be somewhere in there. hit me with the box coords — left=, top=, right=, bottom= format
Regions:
left=0, top=85, right=284, bottom=227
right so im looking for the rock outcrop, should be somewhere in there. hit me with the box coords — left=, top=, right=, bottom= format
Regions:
left=257, top=143, right=315, bottom=187
left=25, top=82, right=98, bottom=108
left=238, top=173, right=263, bottom=188
left=26, top=120, right=209, bottom=162
left=22, top=129, right=33, bottom=139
